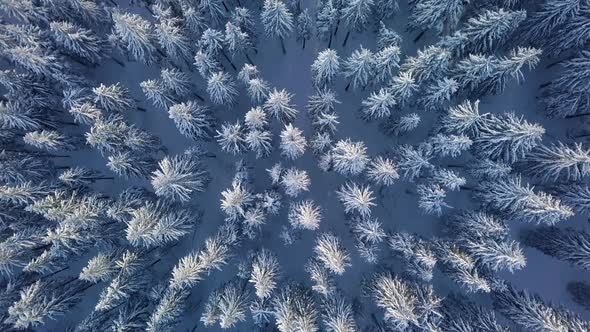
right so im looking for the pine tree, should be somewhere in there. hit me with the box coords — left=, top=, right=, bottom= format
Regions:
left=315, top=0, right=338, bottom=46
left=289, top=200, right=322, bottom=230
left=140, top=79, right=176, bottom=109
left=475, top=112, right=544, bottom=163
left=408, top=0, right=467, bottom=35
left=155, top=17, right=192, bottom=63
left=224, top=22, right=253, bottom=62
left=296, top=9, right=313, bottom=49
left=23, top=130, right=77, bottom=152
left=69, top=101, right=102, bottom=125
left=361, top=88, right=396, bottom=119
left=375, top=45, right=401, bottom=83
left=216, top=121, right=247, bottom=155
left=460, top=9, right=526, bottom=55
left=417, top=184, right=451, bottom=216
left=264, top=88, right=298, bottom=123
left=306, top=259, right=336, bottom=296
left=200, top=0, right=227, bottom=25
left=49, top=21, right=109, bottom=65
left=93, top=83, right=137, bottom=113
left=126, top=201, right=194, bottom=248
left=168, top=101, right=214, bottom=141
left=377, top=21, right=402, bottom=50
left=343, top=46, right=376, bottom=91
left=281, top=167, right=310, bottom=197
left=207, top=71, right=238, bottom=106
left=477, top=176, right=574, bottom=225
left=422, top=133, right=473, bottom=158
left=249, top=249, right=280, bottom=299
left=161, top=67, right=193, bottom=98
left=367, top=156, right=399, bottom=186
left=382, top=113, right=421, bottom=137
left=522, top=227, right=590, bottom=271
left=245, top=129, right=273, bottom=158
left=462, top=238, right=526, bottom=273
left=280, top=124, right=306, bottom=159
left=244, top=107, right=269, bottom=129
left=520, top=142, right=590, bottom=181
left=320, top=293, right=358, bottom=332
left=273, top=284, right=319, bottom=332
left=247, top=78, right=270, bottom=104
left=194, top=49, right=222, bottom=79
left=79, top=252, right=118, bottom=283
left=418, top=77, right=458, bottom=112
left=220, top=180, right=254, bottom=221
left=107, top=151, right=154, bottom=179
left=374, top=0, right=399, bottom=22
left=314, top=233, right=351, bottom=275
left=201, top=280, right=250, bottom=329
left=394, top=144, right=434, bottom=181
left=439, top=99, right=490, bottom=137
left=400, top=46, right=451, bottom=86
left=389, top=72, right=418, bottom=106
left=431, top=168, right=465, bottom=191
left=341, top=0, right=374, bottom=44
left=111, top=9, right=157, bottom=64
left=467, top=158, right=512, bottom=180
left=336, top=182, right=376, bottom=217
left=238, top=63, right=259, bottom=84
left=388, top=232, right=437, bottom=281
left=559, top=184, right=590, bottom=216
left=331, top=139, right=369, bottom=175
left=151, top=154, right=208, bottom=202
left=306, top=89, right=341, bottom=117
left=493, top=285, right=588, bottom=332
left=6, top=279, right=84, bottom=329
left=261, top=0, right=294, bottom=53
left=520, top=0, right=582, bottom=46
left=311, top=49, right=341, bottom=88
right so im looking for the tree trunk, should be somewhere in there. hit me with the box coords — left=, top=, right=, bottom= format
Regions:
left=302, top=38, right=306, bottom=50
left=194, top=92, right=205, bottom=102
left=333, top=19, right=340, bottom=36
left=107, top=0, right=116, bottom=6
left=235, top=0, right=242, bottom=6
left=87, top=177, right=115, bottom=181
left=413, top=30, right=426, bottom=43
left=221, top=50, right=237, bottom=71
left=245, top=52, right=254, bottom=65
left=345, top=80, right=351, bottom=91
left=328, top=33, right=333, bottom=48
left=156, top=48, right=167, bottom=58
left=222, top=1, right=229, bottom=12
left=566, top=112, right=590, bottom=119
left=539, top=81, right=552, bottom=89
left=110, top=56, right=126, bottom=67
left=280, top=37, right=287, bottom=55
left=342, top=31, right=351, bottom=47
left=136, top=106, right=147, bottom=112
left=546, top=55, right=574, bottom=69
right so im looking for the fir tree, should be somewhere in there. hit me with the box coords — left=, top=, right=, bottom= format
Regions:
left=394, top=145, right=434, bottom=181
left=280, top=124, right=307, bottom=159
left=207, top=71, right=238, bottom=106
left=336, top=182, right=376, bottom=217
left=361, top=88, right=396, bottom=119
left=151, top=154, right=208, bottom=202
left=111, top=9, right=157, bottom=64
left=377, top=21, right=402, bottom=50
left=245, top=129, right=273, bottom=158
left=261, top=0, right=294, bottom=54
left=331, top=139, right=369, bottom=175
left=93, top=83, right=137, bottom=113
left=249, top=249, right=280, bottom=299
left=281, top=167, right=311, bottom=197
left=522, top=227, right=590, bottom=271
left=289, top=200, right=322, bottom=230
left=367, top=156, right=399, bottom=186
left=23, top=130, right=77, bottom=152
left=375, top=45, right=401, bottom=83
left=264, top=88, right=298, bottom=123
left=417, top=184, right=451, bottom=216
left=247, top=78, right=270, bottom=104
left=216, top=121, right=247, bottom=155
left=49, top=21, right=109, bottom=65
left=311, top=49, right=341, bottom=88
left=168, top=101, right=214, bottom=141
left=341, top=0, right=374, bottom=46
left=461, top=9, right=526, bottom=55
left=140, top=79, right=175, bottom=109
left=155, top=17, right=192, bottom=63
left=314, top=233, right=351, bottom=275
left=408, top=0, right=467, bottom=36
left=520, top=142, right=590, bottom=181
left=296, top=9, right=313, bottom=49
left=343, top=46, right=376, bottom=91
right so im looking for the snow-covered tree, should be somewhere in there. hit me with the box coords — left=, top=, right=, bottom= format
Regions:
left=5, top=279, right=83, bottom=329
left=431, top=168, right=465, bottom=191
left=281, top=167, right=310, bottom=197
left=273, top=284, right=318, bottom=332
left=93, top=83, right=136, bottom=113
left=418, top=78, right=458, bottom=112
left=311, top=49, right=341, bottom=88
left=155, top=17, right=192, bottom=63
left=341, top=0, right=374, bottom=46
left=194, top=49, right=221, bottom=78
left=49, top=21, right=108, bottom=65
left=336, top=182, right=376, bottom=217
left=375, top=45, right=401, bottom=83
left=394, top=145, right=434, bottom=181
left=377, top=21, right=402, bottom=50
left=207, top=71, right=238, bottom=106
left=59, top=167, right=112, bottom=189
left=475, top=112, right=544, bottom=163
left=367, top=156, right=399, bottom=186
left=439, top=99, right=490, bottom=137
left=522, top=227, right=590, bottom=271
left=23, top=130, right=77, bottom=152
left=201, top=280, right=250, bottom=329
left=107, top=151, right=154, bottom=179
left=247, top=78, right=270, bottom=104
left=477, top=175, right=574, bottom=225
left=320, top=294, right=358, bottom=332
left=160, top=67, right=193, bottom=98
left=238, top=63, right=259, bottom=84
left=224, top=22, right=253, bottom=61
left=264, top=88, right=298, bottom=123
left=168, top=101, right=214, bottom=141
left=343, top=46, right=376, bottom=90
left=493, top=285, right=586, bottom=332
left=280, top=124, right=306, bottom=159
left=408, top=0, right=467, bottom=35
left=244, top=107, right=268, bottom=129
left=140, top=79, right=175, bottom=109
left=111, top=9, right=157, bottom=64
left=520, top=143, right=590, bottom=181
left=315, top=0, right=338, bottom=46
left=246, top=130, right=273, bottom=158
left=126, top=201, right=194, bottom=248
left=306, top=259, right=336, bottom=296
left=559, top=184, right=590, bottom=217
left=361, top=88, right=396, bottom=119
left=289, top=200, right=322, bottom=230
left=462, top=238, right=526, bottom=273
left=520, top=0, right=582, bottom=46
left=382, top=113, right=421, bottom=136
left=261, top=0, right=294, bottom=53
left=422, top=133, right=472, bottom=158
left=216, top=121, right=247, bottom=155
left=151, top=154, right=208, bottom=202
left=221, top=180, right=253, bottom=221
left=467, top=158, right=512, bottom=180
left=314, top=233, right=351, bottom=275
left=388, top=232, right=437, bottom=281
left=400, top=46, right=451, bottom=85
left=249, top=249, right=280, bottom=299
left=331, top=139, right=369, bottom=176
left=297, top=9, right=313, bottom=49
left=417, top=184, right=451, bottom=216
left=460, top=9, right=526, bottom=55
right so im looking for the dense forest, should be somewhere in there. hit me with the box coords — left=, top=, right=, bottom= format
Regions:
left=0, top=0, right=590, bottom=331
